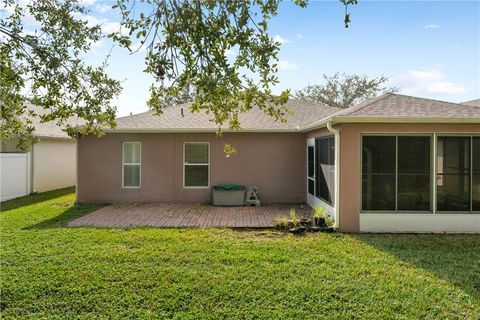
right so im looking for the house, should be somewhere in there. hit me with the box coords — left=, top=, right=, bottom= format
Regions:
left=0, top=104, right=81, bottom=201
left=76, top=94, right=480, bottom=233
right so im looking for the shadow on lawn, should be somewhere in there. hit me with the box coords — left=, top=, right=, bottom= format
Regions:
left=0, top=187, right=75, bottom=213
left=25, top=203, right=104, bottom=229
left=353, top=234, right=480, bottom=300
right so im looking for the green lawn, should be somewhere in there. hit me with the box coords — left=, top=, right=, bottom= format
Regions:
left=1, top=188, right=479, bottom=319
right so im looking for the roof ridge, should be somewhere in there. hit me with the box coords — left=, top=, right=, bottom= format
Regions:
left=299, top=94, right=392, bottom=130
left=391, top=93, right=470, bottom=107
left=115, top=101, right=195, bottom=120
left=332, top=93, right=393, bottom=117
left=116, top=109, right=154, bottom=120
left=287, top=97, right=343, bottom=111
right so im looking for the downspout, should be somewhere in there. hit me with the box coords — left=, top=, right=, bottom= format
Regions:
left=326, top=121, right=340, bottom=230
left=29, top=141, right=34, bottom=194
left=75, top=138, right=79, bottom=203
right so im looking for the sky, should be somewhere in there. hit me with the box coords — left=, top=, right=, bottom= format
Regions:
left=21, top=0, right=480, bottom=116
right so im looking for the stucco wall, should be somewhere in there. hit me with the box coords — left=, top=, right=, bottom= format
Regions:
left=338, top=123, right=480, bottom=233
left=33, top=139, right=77, bottom=192
left=77, top=132, right=306, bottom=204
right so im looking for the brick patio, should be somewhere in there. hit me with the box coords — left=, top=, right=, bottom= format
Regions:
left=68, top=203, right=313, bottom=228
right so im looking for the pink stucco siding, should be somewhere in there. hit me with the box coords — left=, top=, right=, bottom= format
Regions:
left=77, top=132, right=307, bottom=204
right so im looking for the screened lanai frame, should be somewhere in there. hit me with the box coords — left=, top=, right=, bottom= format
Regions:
left=360, top=133, right=480, bottom=214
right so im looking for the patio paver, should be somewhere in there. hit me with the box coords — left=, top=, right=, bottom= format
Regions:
left=68, top=203, right=312, bottom=228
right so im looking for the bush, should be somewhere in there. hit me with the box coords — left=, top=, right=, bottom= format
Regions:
left=275, top=208, right=300, bottom=230
left=313, top=205, right=335, bottom=227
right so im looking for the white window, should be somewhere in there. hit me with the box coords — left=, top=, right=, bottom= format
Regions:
left=184, top=142, right=209, bottom=188
left=122, top=142, right=141, bottom=188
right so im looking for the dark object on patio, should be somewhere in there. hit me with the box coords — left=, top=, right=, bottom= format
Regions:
left=212, top=184, right=246, bottom=207
left=313, top=216, right=327, bottom=227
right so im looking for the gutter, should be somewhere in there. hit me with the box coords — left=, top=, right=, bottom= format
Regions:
left=326, top=121, right=340, bottom=230
left=303, top=116, right=480, bottom=132
left=101, top=128, right=301, bottom=133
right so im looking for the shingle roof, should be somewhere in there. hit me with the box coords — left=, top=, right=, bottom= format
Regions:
left=332, top=94, right=480, bottom=119
left=111, top=99, right=342, bottom=132
left=461, top=99, right=480, bottom=107
left=109, top=94, right=480, bottom=133
left=25, top=104, right=84, bottom=139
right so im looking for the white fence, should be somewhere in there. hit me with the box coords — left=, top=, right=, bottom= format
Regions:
left=0, top=153, right=29, bottom=202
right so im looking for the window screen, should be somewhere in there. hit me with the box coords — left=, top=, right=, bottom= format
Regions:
left=315, top=136, right=335, bottom=205
left=437, top=137, right=471, bottom=211
left=397, top=136, right=431, bottom=210
left=308, top=146, right=314, bottom=178
left=362, top=136, right=396, bottom=211
left=473, top=137, right=480, bottom=211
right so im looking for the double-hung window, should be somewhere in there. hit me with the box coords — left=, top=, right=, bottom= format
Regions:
left=184, top=142, right=209, bottom=188
left=122, top=142, right=141, bottom=188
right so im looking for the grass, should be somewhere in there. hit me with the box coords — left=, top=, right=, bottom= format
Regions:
left=1, top=188, right=479, bottom=319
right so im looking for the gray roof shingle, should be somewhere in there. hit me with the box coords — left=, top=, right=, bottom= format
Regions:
left=111, top=99, right=341, bottom=132
left=461, top=99, right=480, bottom=107
left=108, top=93, right=480, bottom=133
left=332, top=94, right=480, bottom=119
left=25, top=104, right=85, bottom=139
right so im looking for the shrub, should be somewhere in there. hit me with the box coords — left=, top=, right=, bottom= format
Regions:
left=275, top=208, right=300, bottom=230
left=313, top=205, right=335, bottom=227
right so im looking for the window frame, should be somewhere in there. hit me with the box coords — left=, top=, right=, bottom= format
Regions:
left=360, top=134, right=433, bottom=214
left=122, top=141, right=141, bottom=188
left=315, top=135, right=335, bottom=206
left=436, top=135, right=479, bottom=213
left=307, top=145, right=315, bottom=196
left=472, top=136, right=480, bottom=211
left=183, top=142, right=210, bottom=189
left=360, top=133, right=480, bottom=214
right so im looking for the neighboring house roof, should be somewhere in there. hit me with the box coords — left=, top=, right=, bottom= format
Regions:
left=107, top=93, right=480, bottom=134
left=111, top=99, right=342, bottom=132
left=461, top=99, right=480, bottom=107
left=25, top=104, right=84, bottom=139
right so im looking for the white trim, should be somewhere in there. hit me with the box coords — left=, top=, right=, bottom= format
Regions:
left=303, top=116, right=480, bottom=132
left=432, top=133, right=437, bottom=214
left=360, top=213, right=480, bottom=233
left=122, top=142, right=141, bottom=188
left=34, top=135, right=75, bottom=141
left=183, top=142, right=210, bottom=189
left=102, top=117, right=480, bottom=134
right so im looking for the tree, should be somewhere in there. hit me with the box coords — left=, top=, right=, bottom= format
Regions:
left=293, top=73, right=397, bottom=109
left=152, top=84, right=196, bottom=109
left=1, top=0, right=358, bottom=150
left=1, top=0, right=122, bottom=149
